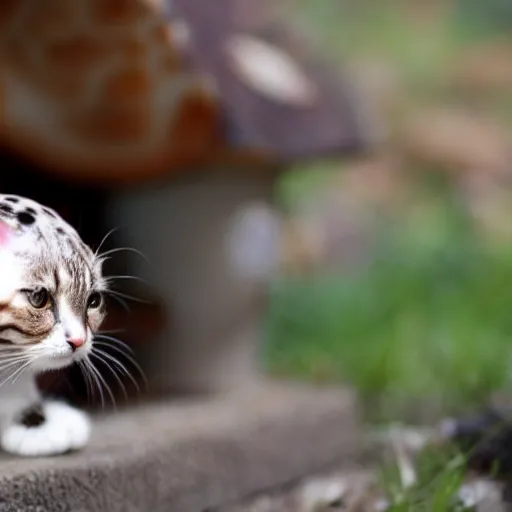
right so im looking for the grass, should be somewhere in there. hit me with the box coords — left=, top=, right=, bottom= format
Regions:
left=382, top=444, right=468, bottom=511
left=265, top=180, right=510, bottom=508
left=266, top=185, right=512, bottom=419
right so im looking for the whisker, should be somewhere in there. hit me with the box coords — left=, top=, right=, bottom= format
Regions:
left=99, top=247, right=150, bottom=265
left=0, top=360, right=32, bottom=387
left=0, top=359, right=28, bottom=376
left=105, top=289, right=153, bottom=305
left=78, top=360, right=95, bottom=405
left=83, top=359, right=106, bottom=409
left=104, top=275, right=150, bottom=286
left=107, top=293, right=131, bottom=312
left=92, top=342, right=148, bottom=390
left=94, top=334, right=134, bottom=354
left=93, top=347, right=140, bottom=395
left=0, top=362, right=30, bottom=376
left=0, top=347, right=28, bottom=354
left=0, top=354, right=28, bottom=360
left=0, top=354, right=32, bottom=363
left=10, top=358, right=37, bottom=384
left=90, top=351, right=129, bottom=401
left=0, top=352, right=32, bottom=366
left=86, top=357, right=117, bottom=409
left=94, top=227, right=121, bottom=257
left=0, top=367, right=21, bottom=388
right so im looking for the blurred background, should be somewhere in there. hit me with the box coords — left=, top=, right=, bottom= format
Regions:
left=0, top=0, right=511, bottom=508
left=1, top=0, right=511, bottom=424
left=266, top=0, right=512, bottom=421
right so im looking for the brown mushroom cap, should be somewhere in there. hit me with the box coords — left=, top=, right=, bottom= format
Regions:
left=0, top=0, right=368, bottom=186
left=0, top=0, right=224, bottom=184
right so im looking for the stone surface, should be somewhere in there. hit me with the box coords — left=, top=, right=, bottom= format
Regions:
left=217, top=469, right=386, bottom=512
left=0, top=383, right=360, bottom=512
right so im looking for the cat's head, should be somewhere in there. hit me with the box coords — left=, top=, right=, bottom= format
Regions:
left=0, top=195, right=107, bottom=371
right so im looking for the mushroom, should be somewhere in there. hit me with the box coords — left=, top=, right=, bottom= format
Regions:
left=13, top=0, right=374, bottom=400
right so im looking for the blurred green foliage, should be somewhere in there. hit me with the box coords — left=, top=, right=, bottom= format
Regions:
left=266, top=185, right=512, bottom=418
left=382, top=444, right=467, bottom=510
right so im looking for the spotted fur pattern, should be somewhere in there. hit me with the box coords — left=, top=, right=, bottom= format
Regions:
left=0, top=195, right=107, bottom=457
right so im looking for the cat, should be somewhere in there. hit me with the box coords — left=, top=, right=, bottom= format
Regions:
left=0, top=194, right=107, bottom=457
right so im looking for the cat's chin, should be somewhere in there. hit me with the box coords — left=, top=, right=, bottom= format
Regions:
left=33, top=354, right=81, bottom=372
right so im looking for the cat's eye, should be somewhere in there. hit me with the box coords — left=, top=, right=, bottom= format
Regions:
left=87, top=292, right=103, bottom=310
left=27, top=288, right=50, bottom=309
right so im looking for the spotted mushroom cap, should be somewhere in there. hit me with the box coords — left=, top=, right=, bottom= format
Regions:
left=0, top=0, right=368, bottom=185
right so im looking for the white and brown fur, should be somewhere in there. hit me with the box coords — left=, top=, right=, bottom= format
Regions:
left=0, top=194, right=107, bottom=457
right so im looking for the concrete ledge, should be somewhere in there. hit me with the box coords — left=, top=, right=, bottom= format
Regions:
left=0, top=383, right=360, bottom=512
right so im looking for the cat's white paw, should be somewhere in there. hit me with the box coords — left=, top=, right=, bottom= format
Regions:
left=1, top=401, right=91, bottom=457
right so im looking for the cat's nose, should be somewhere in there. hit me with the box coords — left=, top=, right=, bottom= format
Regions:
left=66, top=337, right=85, bottom=352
